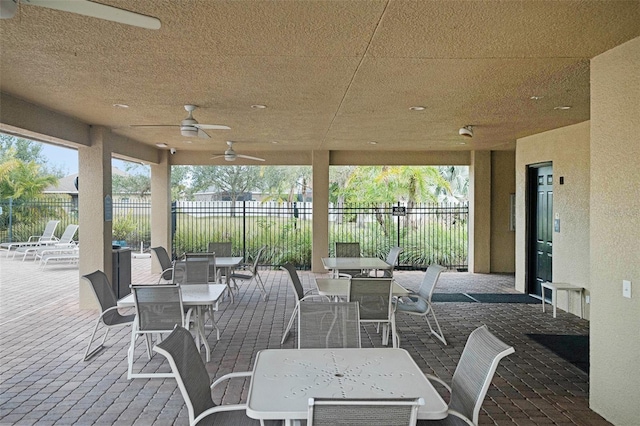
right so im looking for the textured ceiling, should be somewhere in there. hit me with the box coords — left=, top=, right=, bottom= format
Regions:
left=1, top=0, right=638, bottom=158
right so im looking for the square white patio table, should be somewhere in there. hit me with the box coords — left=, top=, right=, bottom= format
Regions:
left=175, top=256, right=243, bottom=303
left=316, top=278, right=411, bottom=298
left=321, top=257, right=391, bottom=278
left=245, top=348, right=448, bottom=425
left=117, top=283, right=226, bottom=362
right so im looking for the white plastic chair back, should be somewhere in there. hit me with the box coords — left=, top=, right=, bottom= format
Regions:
left=449, top=325, right=515, bottom=424
left=132, top=285, right=185, bottom=332
left=308, top=397, right=424, bottom=426
left=298, top=301, right=361, bottom=349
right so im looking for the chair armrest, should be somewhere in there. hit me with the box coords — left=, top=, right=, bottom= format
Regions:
left=300, top=294, right=331, bottom=303
left=193, top=403, right=248, bottom=425
left=425, top=374, right=452, bottom=393
left=210, top=371, right=253, bottom=390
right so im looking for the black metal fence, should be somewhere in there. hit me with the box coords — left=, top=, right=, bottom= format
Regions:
left=1, top=197, right=468, bottom=270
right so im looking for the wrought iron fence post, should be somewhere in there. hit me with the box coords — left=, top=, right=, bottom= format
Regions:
left=8, top=197, right=13, bottom=242
left=396, top=201, right=401, bottom=248
left=242, top=200, right=247, bottom=260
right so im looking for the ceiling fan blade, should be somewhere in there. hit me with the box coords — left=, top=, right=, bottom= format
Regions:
left=237, top=154, right=265, bottom=162
left=197, top=128, right=211, bottom=139
left=210, top=155, right=225, bottom=160
left=196, top=124, right=231, bottom=130
left=25, top=0, right=161, bottom=29
left=129, top=124, right=176, bottom=128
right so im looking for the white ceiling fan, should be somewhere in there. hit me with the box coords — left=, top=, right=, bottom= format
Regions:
left=130, top=105, right=231, bottom=139
left=0, top=0, right=161, bottom=29
left=212, top=141, right=265, bottom=162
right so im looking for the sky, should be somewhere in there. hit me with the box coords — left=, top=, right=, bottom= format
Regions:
left=40, top=143, right=133, bottom=176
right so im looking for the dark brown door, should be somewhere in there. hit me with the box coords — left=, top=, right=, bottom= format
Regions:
left=528, top=164, right=553, bottom=298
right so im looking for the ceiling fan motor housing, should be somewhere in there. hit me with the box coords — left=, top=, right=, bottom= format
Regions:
left=180, top=126, right=198, bottom=137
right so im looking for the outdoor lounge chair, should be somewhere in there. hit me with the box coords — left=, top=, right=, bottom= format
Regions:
left=153, top=325, right=280, bottom=426
left=416, top=325, right=515, bottom=425
left=16, top=223, right=78, bottom=261
left=395, top=264, right=447, bottom=345
left=82, top=270, right=135, bottom=361
left=39, top=245, right=79, bottom=270
left=308, top=397, right=424, bottom=426
left=0, top=220, right=60, bottom=257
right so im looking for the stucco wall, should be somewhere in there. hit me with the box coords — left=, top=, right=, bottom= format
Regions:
left=490, top=151, right=515, bottom=273
left=589, top=36, right=640, bottom=425
left=515, top=121, right=591, bottom=318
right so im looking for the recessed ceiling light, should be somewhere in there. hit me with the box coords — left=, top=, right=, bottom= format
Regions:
left=554, top=106, right=572, bottom=110
left=251, top=104, right=267, bottom=109
left=113, top=103, right=129, bottom=108
left=271, top=141, right=279, bottom=144
left=183, top=140, right=193, bottom=144
left=368, top=141, right=378, bottom=145
left=530, top=96, right=543, bottom=100
left=155, top=143, right=168, bottom=148
left=458, top=142, right=467, bottom=145
left=409, top=106, right=425, bottom=111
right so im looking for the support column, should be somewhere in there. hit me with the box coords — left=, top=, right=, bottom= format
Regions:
left=469, top=150, right=491, bottom=273
left=312, top=151, right=330, bottom=273
left=150, top=152, right=172, bottom=273
left=78, top=126, right=113, bottom=309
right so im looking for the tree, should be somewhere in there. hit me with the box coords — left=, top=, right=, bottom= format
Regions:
left=190, top=165, right=263, bottom=204
left=261, top=166, right=312, bottom=202
left=0, top=134, right=65, bottom=178
left=0, top=141, right=58, bottom=200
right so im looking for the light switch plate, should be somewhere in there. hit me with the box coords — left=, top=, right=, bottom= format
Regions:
left=623, top=280, right=632, bottom=298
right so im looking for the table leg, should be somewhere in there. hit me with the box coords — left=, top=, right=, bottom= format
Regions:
left=552, top=289, right=557, bottom=318
left=197, top=306, right=211, bottom=362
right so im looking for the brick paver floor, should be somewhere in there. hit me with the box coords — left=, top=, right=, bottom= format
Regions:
left=0, top=254, right=608, bottom=425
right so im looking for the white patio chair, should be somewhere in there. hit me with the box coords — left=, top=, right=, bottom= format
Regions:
left=418, top=325, right=515, bottom=425
left=208, top=241, right=232, bottom=282
left=150, top=246, right=176, bottom=283
left=395, top=264, right=447, bottom=345
left=348, top=278, right=398, bottom=347
left=229, top=245, right=268, bottom=301
left=82, top=270, right=135, bottom=361
left=370, top=246, right=403, bottom=278
left=298, top=299, right=361, bottom=349
left=153, top=325, right=280, bottom=426
left=280, top=262, right=315, bottom=344
left=335, top=241, right=365, bottom=278
left=128, top=284, right=193, bottom=379
left=0, top=219, right=60, bottom=257
left=308, top=397, right=424, bottom=426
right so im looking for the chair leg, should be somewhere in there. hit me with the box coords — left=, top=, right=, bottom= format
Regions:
left=281, top=305, right=299, bottom=344
left=425, top=306, right=447, bottom=345
left=83, top=317, right=105, bottom=361
left=255, top=273, right=269, bottom=301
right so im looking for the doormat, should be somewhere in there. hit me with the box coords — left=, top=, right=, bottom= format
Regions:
left=468, top=293, right=539, bottom=304
left=431, top=293, right=476, bottom=302
left=431, top=293, right=539, bottom=303
left=526, top=334, right=589, bottom=374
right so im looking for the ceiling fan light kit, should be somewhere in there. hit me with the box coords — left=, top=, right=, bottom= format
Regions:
left=211, top=141, right=265, bottom=162
left=459, top=125, right=474, bottom=138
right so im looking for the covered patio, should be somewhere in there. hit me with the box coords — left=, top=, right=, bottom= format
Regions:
left=0, top=255, right=604, bottom=425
